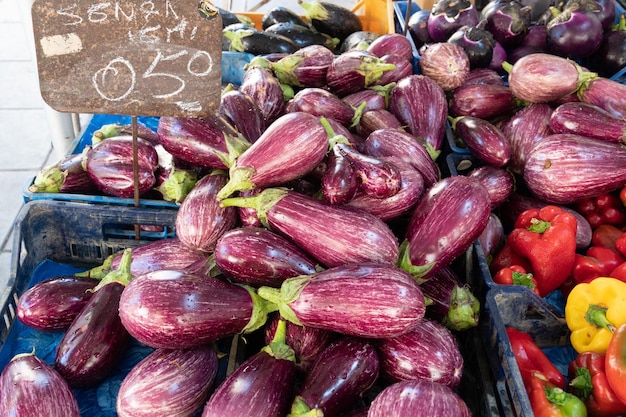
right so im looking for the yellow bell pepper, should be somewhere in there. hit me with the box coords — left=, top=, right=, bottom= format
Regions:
left=565, top=277, right=626, bottom=354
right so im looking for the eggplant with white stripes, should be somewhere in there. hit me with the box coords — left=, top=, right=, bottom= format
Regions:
left=220, top=188, right=399, bottom=267
left=448, top=83, right=515, bottom=119
left=326, top=50, right=397, bottom=97
left=549, top=101, right=626, bottom=144
left=256, top=263, right=425, bottom=338
left=578, top=76, right=626, bottom=119
left=285, top=88, right=358, bottom=127
left=218, top=88, right=266, bottom=144
left=450, top=115, right=511, bottom=167
left=270, top=44, right=335, bottom=87
left=240, top=66, right=286, bottom=125
left=355, top=109, right=403, bottom=138
left=322, top=146, right=359, bottom=205
left=29, top=152, right=95, bottom=194
left=466, top=165, right=515, bottom=209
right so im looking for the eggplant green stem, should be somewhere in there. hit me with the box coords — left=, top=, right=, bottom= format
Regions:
left=75, top=252, right=119, bottom=279
left=287, top=396, right=323, bottom=417
left=91, top=248, right=134, bottom=292
left=298, top=0, right=329, bottom=20
left=220, top=188, right=289, bottom=228
left=29, top=165, right=68, bottom=193
left=575, top=63, right=599, bottom=100
left=257, top=275, right=312, bottom=326
left=91, top=123, right=124, bottom=144
left=320, top=117, right=350, bottom=150
left=442, top=285, right=481, bottom=331
left=261, top=319, right=296, bottom=362
left=397, top=239, right=435, bottom=284
left=240, top=285, right=279, bottom=334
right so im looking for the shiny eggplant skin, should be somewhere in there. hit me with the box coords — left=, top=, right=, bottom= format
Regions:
left=271, top=44, right=335, bottom=88
left=291, top=337, right=380, bottom=417
left=366, top=33, right=414, bottom=63
left=214, top=226, right=318, bottom=287
left=286, top=88, right=356, bottom=126
left=549, top=101, right=626, bottom=143
left=341, top=88, right=388, bottom=113
left=322, top=146, right=360, bottom=205
left=578, top=77, right=626, bottom=119
left=218, top=89, right=266, bottom=144
left=176, top=171, right=237, bottom=253
left=240, top=66, right=286, bottom=124
left=373, top=318, right=463, bottom=387
left=452, top=116, right=511, bottom=167
left=448, top=83, right=515, bottom=119
left=201, top=348, right=296, bottom=417
left=368, top=379, right=472, bottom=417
left=116, top=346, right=219, bottom=417
left=300, top=0, right=363, bottom=42
left=258, top=263, right=426, bottom=338
left=85, top=136, right=158, bottom=198
left=262, top=6, right=312, bottom=30
left=419, top=42, right=471, bottom=91
left=119, top=270, right=267, bottom=349
left=54, top=282, right=129, bottom=387
left=389, top=75, right=448, bottom=153
left=466, top=165, right=515, bottom=209
left=374, top=54, right=414, bottom=86
left=427, top=0, right=480, bottom=42
left=402, top=176, right=491, bottom=282
left=29, top=152, right=96, bottom=194
left=326, top=50, right=396, bottom=97
left=355, top=109, right=403, bottom=138
left=0, top=353, right=80, bottom=417
left=523, top=133, right=626, bottom=204
left=16, top=276, right=96, bottom=332
left=265, top=21, right=337, bottom=49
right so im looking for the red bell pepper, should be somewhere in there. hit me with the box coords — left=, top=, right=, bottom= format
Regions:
left=605, top=323, right=626, bottom=407
left=568, top=351, right=626, bottom=417
left=572, top=247, right=625, bottom=284
left=493, top=265, right=540, bottom=295
left=615, top=234, right=626, bottom=259
left=591, top=225, right=625, bottom=253
left=576, top=192, right=626, bottom=229
left=507, top=206, right=578, bottom=297
left=490, top=242, right=533, bottom=276
left=609, top=262, right=626, bottom=283
left=528, top=371, right=588, bottom=417
left=506, top=327, right=565, bottom=389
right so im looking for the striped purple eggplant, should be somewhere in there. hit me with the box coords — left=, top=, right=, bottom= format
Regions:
left=354, top=109, right=403, bottom=138
left=29, top=152, right=95, bottom=194
left=419, top=267, right=480, bottom=331
left=463, top=67, right=506, bottom=86
left=400, top=176, right=491, bottom=282
left=326, top=50, right=396, bottom=96
left=201, top=320, right=296, bottom=417
left=117, top=345, right=219, bottom=417
left=240, top=66, right=285, bottom=124
left=0, top=353, right=80, bottom=417
left=119, top=270, right=275, bottom=349
left=341, top=85, right=391, bottom=113
left=346, top=157, right=425, bottom=221
left=216, top=112, right=329, bottom=200
left=389, top=75, right=448, bottom=153
left=257, top=263, right=425, bottom=338
left=322, top=146, right=360, bottom=205
left=368, top=379, right=472, bottom=417
left=373, top=318, right=463, bottom=387
left=16, top=276, right=96, bottom=332
left=448, top=83, right=515, bottom=119
left=214, top=226, right=318, bottom=287
left=466, top=165, right=515, bottom=209
left=157, top=115, right=250, bottom=170
left=450, top=116, right=511, bottom=167
left=367, top=33, right=414, bottom=62
left=289, top=337, right=379, bottom=417
left=500, top=102, right=553, bottom=176
left=363, top=128, right=440, bottom=187
left=238, top=188, right=263, bottom=227
left=523, top=133, right=626, bottom=204
left=579, top=77, right=626, bottom=119
left=270, top=44, right=335, bottom=87
left=85, top=136, right=158, bottom=198
left=478, top=213, right=505, bottom=260
left=549, top=101, right=626, bottom=143
left=264, top=312, right=335, bottom=373
left=220, top=188, right=399, bottom=267
left=218, top=88, right=266, bottom=144
left=176, top=171, right=237, bottom=253
left=419, top=42, right=470, bottom=92
left=285, top=87, right=358, bottom=127
left=374, top=54, right=413, bottom=86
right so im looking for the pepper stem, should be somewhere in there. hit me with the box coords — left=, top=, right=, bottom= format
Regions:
left=585, top=304, right=616, bottom=332
left=527, top=218, right=551, bottom=233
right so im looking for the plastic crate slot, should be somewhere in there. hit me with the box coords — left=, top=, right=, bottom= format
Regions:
left=102, top=223, right=173, bottom=241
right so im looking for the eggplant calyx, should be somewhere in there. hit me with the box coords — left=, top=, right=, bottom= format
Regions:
left=357, top=57, right=397, bottom=86
left=370, top=82, right=396, bottom=108
left=321, top=117, right=351, bottom=150
left=287, top=396, right=323, bottom=417
left=220, top=188, right=289, bottom=228
left=91, top=248, right=134, bottom=292
left=441, top=284, right=481, bottom=331
left=222, top=28, right=252, bottom=52
left=272, top=55, right=306, bottom=86
left=261, top=319, right=296, bottom=362
left=501, top=60, right=513, bottom=74
left=397, top=240, right=436, bottom=284
left=75, top=252, right=117, bottom=279
left=216, top=166, right=256, bottom=200
left=223, top=132, right=252, bottom=168
left=91, top=123, right=124, bottom=145
left=574, top=64, right=599, bottom=99
left=350, top=101, right=367, bottom=128
left=257, top=275, right=311, bottom=326
left=281, top=82, right=296, bottom=101
left=298, top=0, right=329, bottom=21
left=240, top=284, right=279, bottom=335
left=155, top=166, right=198, bottom=204
left=29, top=165, right=68, bottom=193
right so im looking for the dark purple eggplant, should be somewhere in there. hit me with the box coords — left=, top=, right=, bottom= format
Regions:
left=520, top=23, right=548, bottom=49
left=264, top=312, right=335, bottom=373
left=339, top=30, right=380, bottom=52
left=448, top=20, right=497, bottom=69
left=214, top=226, right=318, bottom=286
left=218, top=88, right=266, bottom=144
left=285, top=88, right=358, bottom=126
left=201, top=319, right=296, bottom=417
left=29, top=152, right=96, bottom=194
left=176, top=171, right=237, bottom=253
left=326, top=50, right=396, bottom=96
left=373, top=318, right=463, bottom=387
left=157, top=115, right=250, bottom=170
left=546, top=2, right=604, bottom=59
left=223, top=26, right=299, bottom=55
left=368, top=379, right=472, bottom=417
left=343, top=407, right=370, bottom=417
left=216, top=112, right=329, bottom=200
left=500, top=102, right=553, bottom=175
left=580, top=0, right=616, bottom=29
left=419, top=267, right=480, bottom=330
left=257, top=263, right=425, bottom=338
left=373, top=53, right=414, bottom=86
left=367, top=33, right=414, bottom=63
left=463, top=67, right=506, bottom=86
left=388, top=75, right=448, bottom=154
left=400, top=176, right=491, bottom=282
left=265, top=21, right=338, bottom=50
left=448, top=83, right=515, bottom=119
left=270, top=44, right=335, bottom=87
left=578, top=76, right=626, bottom=119
left=0, top=353, right=80, bottom=416
left=524, top=133, right=626, bottom=204
left=117, top=345, right=218, bottom=417
left=119, top=269, right=275, bottom=349
left=298, top=0, right=363, bottom=42
left=364, top=128, right=440, bottom=187
left=427, top=0, right=480, bottom=42
left=482, top=0, right=533, bottom=46
left=355, top=109, right=403, bottom=138
left=84, top=135, right=158, bottom=198
left=239, top=66, right=286, bottom=124
left=419, top=42, right=471, bottom=91
left=346, top=157, right=425, bottom=221
left=288, top=337, right=379, bottom=417
left=585, top=14, right=626, bottom=77
left=262, top=6, right=312, bottom=30
left=322, top=145, right=360, bottom=205
left=466, top=165, right=515, bottom=208
left=450, top=115, right=511, bottom=167
left=549, top=101, right=626, bottom=143
left=16, top=276, right=96, bottom=332
left=504, top=52, right=597, bottom=103
left=221, top=188, right=399, bottom=267
left=407, top=9, right=433, bottom=49
left=478, top=212, right=506, bottom=259
left=489, top=40, right=508, bottom=72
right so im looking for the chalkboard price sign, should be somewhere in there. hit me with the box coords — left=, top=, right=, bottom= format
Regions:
left=31, top=0, right=223, bottom=117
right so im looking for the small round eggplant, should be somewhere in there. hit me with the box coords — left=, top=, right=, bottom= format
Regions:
left=482, top=0, right=533, bottom=47
left=419, top=42, right=471, bottom=91
left=428, top=0, right=480, bottom=42
left=448, top=20, right=496, bottom=69
left=546, top=3, right=604, bottom=59
left=322, top=145, right=360, bottom=205
left=407, top=9, right=433, bottom=49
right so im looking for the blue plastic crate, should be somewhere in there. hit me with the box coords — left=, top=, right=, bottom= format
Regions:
left=392, top=1, right=422, bottom=74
